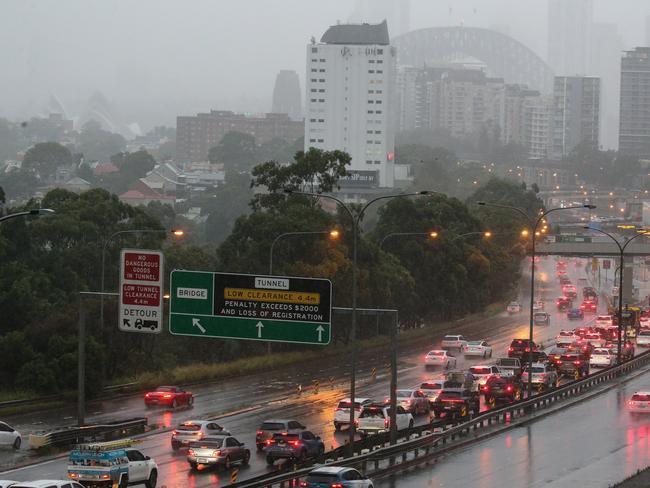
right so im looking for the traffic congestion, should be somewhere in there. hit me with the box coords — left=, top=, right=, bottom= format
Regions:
left=2, top=255, right=649, bottom=487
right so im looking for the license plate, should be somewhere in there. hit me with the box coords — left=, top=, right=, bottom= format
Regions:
left=197, top=458, right=209, bottom=463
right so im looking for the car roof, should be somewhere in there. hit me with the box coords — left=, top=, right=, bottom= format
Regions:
left=427, top=349, right=446, bottom=353
left=338, top=397, right=371, bottom=403
left=261, top=419, right=297, bottom=424
left=0, top=482, right=19, bottom=488
left=309, top=466, right=352, bottom=474
left=529, top=362, right=546, bottom=367
left=10, top=481, right=74, bottom=488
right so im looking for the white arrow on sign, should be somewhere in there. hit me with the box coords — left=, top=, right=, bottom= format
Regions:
left=316, top=325, right=325, bottom=342
left=192, top=318, right=206, bottom=334
left=256, top=321, right=264, bottom=338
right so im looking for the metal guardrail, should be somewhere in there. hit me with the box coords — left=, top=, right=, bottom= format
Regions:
left=0, top=383, right=140, bottom=410
left=28, top=417, right=148, bottom=449
left=230, top=349, right=650, bottom=487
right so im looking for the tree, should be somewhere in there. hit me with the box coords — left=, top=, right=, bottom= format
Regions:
left=77, top=120, right=126, bottom=162
left=22, top=142, right=73, bottom=179
left=208, top=131, right=258, bottom=172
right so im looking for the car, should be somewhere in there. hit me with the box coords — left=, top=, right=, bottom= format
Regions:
left=628, top=391, right=650, bottom=413
left=508, top=339, right=538, bottom=359
left=386, top=389, right=429, bottom=415
left=424, top=350, right=457, bottom=370
left=609, top=342, right=635, bottom=361
left=67, top=442, right=158, bottom=488
left=573, top=326, right=591, bottom=338
left=595, top=315, right=614, bottom=327
left=637, top=329, right=650, bottom=347
left=11, top=482, right=85, bottom=488
left=431, top=389, right=480, bottom=418
left=264, top=431, right=324, bottom=465
left=521, top=362, right=559, bottom=390
left=556, top=330, right=579, bottom=346
left=419, top=380, right=445, bottom=404
left=463, top=340, right=493, bottom=358
left=557, top=269, right=568, bottom=277
left=0, top=422, right=21, bottom=449
left=590, top=348, right=614, bottom=368
left=438, top=370, right=475, bottom=391
left=187, top=434, right=250, bottom=470
left=532, top=300, right=545, bottom=312
left=171, top=420, right=229, bottom=450
left=580, top=300, right=597, bottom=313
left=440, top=334, right=467, bottom=351
left=584, top=332, right=606, bottom=348
left=469, top=365, right=502, bottom=388
left=566, top=308, right=584, bottom=320
left=0, top=482, right=18, bottom=488
left=562, top=284, right=577, bottom=298
left=255, top=419, right=306, bottom=451
left=559, top=276, right=572, bottom=286
left=582, top=286, right=596, bottom=298
left=556, top=296, right=572, bottom=311
left=553, top=351, right=589, bottom=379
left=533, top=311, right=550, bottom=326
left=480, top=375, right=524, bottom=404
left=333, top=397, right=373, bottom=431
left=507, top=301, right=522, bottom=314
left=566, top=340, right=594, bottom=357
left=640, top=316, right=650, bottom=328
left=547, top=346, right=568, bottom=364
left=356, top=404, right=413, bottom=436
left=144, top=386, right=193, bottom=408
left=494, top=358, right=521, bottom=377
left=299, top=466, right=374, bottom=487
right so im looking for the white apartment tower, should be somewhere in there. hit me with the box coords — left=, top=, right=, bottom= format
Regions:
left=305, top=20, right=396, bottom=188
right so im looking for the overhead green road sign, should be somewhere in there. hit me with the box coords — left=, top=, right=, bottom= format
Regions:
left=169, top=271, right=332, bottom=345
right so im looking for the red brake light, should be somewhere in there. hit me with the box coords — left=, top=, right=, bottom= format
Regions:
left=299, top=482, right=309, bottom=487
left=331, top=484, right=344, bottom=488
left=163, top=394, right=173, bottom=399
left=291, top=440, right=301, bottom=447
left=266, top=439, right=273, bottom=445
left=256, top=430, right=264, bottom=435
left=506, top=385, right=513, bottom=392
left=171, top=430, right=177, bottom=435
left=573, top=360, right=581, bottom=365
left=188, top=449, right=195, bottom=456
left=145, top=393, right=151, bottom=398
left=508, top=347, right=514, bottom=352
left=524, top=347, right=530, bottom=352
left=384, top=418, right=390, bottom=427
left=212, top=450, right=221, bottom=457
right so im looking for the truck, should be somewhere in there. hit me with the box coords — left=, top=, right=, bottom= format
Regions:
left=67, top=440, right=158, bottom=488
left=494, top=357, right=522, bottom=377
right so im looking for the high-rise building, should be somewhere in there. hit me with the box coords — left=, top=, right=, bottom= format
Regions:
left=619, top=47, right=650, bottom=158
left=551, top=76, right=600, bottom=160
left=646, top=16, right=650, bottom=46
left=547, top=0, right=593, bottom=76
left=524, top=96, right=554, bottom=160
left=271, top=70, right=302, bottom=121
left=176, top=111, right=303, bottom=163
left=305, top=20, right=396, bottom=188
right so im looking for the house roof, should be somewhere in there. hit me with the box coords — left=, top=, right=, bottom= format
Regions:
left=94, top=163, right=119, bottom=176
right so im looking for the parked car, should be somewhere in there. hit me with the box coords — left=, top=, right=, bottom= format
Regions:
left=424, top=350, right=457, bottom=370
left=144, top=386, right=193, bottom=408
left=628, top=391, right=650, bottom=413
left=566, top=308, right=584, bottom=320
left=533, top=311, right=550, bottom=326
left=521, top=363, right=558, bottom=390
left=264, top=431, right=324, bottom=465
left=187, top=434, right=250, bottom=470
left=357, top=404, right=413, bottom=436
left=440, top=335, right=467, bottom=351
left=590, top=348, right=614, bottom=368
left=299, top=466, right=374, bottom=488
left=507, top=302, right=522, bottom=314
left=0, top=422, right=21, bottom=449
left=255, top=419, right=305, bottom=451
left=333, top=397, right=373, bottom=431
left=463, top=340, right=493, bottom=358
left=171, top=420, right=229, bottom=450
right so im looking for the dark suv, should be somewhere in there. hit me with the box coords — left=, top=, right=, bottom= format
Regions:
left=431, top=389, right=480, bottom=419
left=508, top=339, right=538, bottom=359
left=481, top=375, right=523, bottom=404
left=554, top=351, right=589, bottom=379
left=255, top=419, right=305, bottom=451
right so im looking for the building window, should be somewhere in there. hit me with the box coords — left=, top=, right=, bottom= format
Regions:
left=367, top=140, right=373, bottom=144
left=318, top=99, right=325, bottom=102
left=318, top=118, right=324, bottom=122
left=376, top=110, right=382, bottom=114
left=311, top=68, right=317, bottom=73
left=366, top=160, right=373, bottom=164
left=319, top=79, right=325, bottom=82
left=377, top=59, right=383, bottom=64
left=367, top=130, right=373, bottom=134
left=374, top=141, right=381, bottom=144
left=318, top=89, right=325, bottom=92
left=368, top=90, right=374, bottom=94
left=375, top=100, right=382, bottom=104
left=377, top=49, right=383, bottom=54
left=319, top=58, right=326, bottom=62
left=377, top=70, right=383, bottom=74
left=368, top=100, right=374, bottom=104
left=376, top=90, right=382, bottom=94
left=311, top=78, right=317, bottom=82
left=309, top=138, right=316, bottom=142
left=368, top=70, right=375, bottom=74
left=368, top=60, right=375, bottom=63
left=319, top=68, right=326, bottom=72
left=311, top=89, right=317, bottom=92
left=375, top=160, right=381, bottom=164
left=312, top=47, right=318, bottom=53
left=317, top=138, right=324, bottom=142
left=367, top=110, right=374, bottom=114
left=310, top=118, right=316, bottom=122
left=311, top=59, right=317, bottom=62
left=374, top=130, right=382, bottom=134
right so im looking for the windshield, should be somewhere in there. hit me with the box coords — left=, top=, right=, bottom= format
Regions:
left=176, top=423, right=201, bottom=431
left=260, top=422, right=285, bottom=431
left=360, top=408, right=385, bottom=419
left=189, top=438, right=223, bottom=448
left=428, top=351, right=444, bottom=356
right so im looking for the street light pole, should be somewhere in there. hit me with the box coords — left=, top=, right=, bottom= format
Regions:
left=478, top=202, right=595, bottom=398
left=584, top=227, right=648, bottom=364
left=0, top=208, right=55, bottom=223
left=285, top=189, right=431, bottom=453
left=269, top=230, right=338, bottom=275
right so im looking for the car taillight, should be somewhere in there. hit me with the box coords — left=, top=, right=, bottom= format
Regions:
left=101, top=474, right=110, bottom=480
left=481, top=385, right=489, bottom=391
left=196, top=432, right=204, bottom=437
left=188, top=449, right=195, bottom=456
left=524, top=347, right=530, bottom=352
left=212, top=450, right=221, bottom=457
left=145, top=393, right=151, bottom=398
left=384, top=418, right=390, bottom=427
left=171, top=430, right=177, bottom=435
left=506, top=385, right=513, bottom=392
left=508, top=347, right=514, bottom=352
left=163, top=394, right=173, bottom=398
left=266, top=439, right=274, bottom=445
left=330, top=484, right=344, bottom=488
left=354, top=419, right=359, bottom=425
left=256, top=430, right=264, bottom=435
left=404, top=400, right=412, bottom=404
left=629, top=401, right=634, bottom=406
left=299, top=482, right=309, bottom=487
left=573, top=360, right=581, bottom=365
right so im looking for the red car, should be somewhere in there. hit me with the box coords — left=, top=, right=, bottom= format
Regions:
left=580, top=300, right=597, bottom=313
left=144, top=385, right=194, bottom=408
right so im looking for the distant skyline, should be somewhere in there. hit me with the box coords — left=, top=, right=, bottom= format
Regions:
left=1, top=0, right=649, bottom=130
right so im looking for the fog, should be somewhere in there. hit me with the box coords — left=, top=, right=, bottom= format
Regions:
left=1, top=0, right=649, bottom=131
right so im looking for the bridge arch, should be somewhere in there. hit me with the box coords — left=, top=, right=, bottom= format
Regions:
left=394, top=27, right=554, bottom=93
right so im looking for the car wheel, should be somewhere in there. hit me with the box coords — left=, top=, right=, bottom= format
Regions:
left=12, top=437, right=21, bottom=449
left=243, top=450, right=250, bottom=465
left=145, top=469, right=157, bottom=488
left=171, top=399, right=177, bottom=409
left=266, top=456, right=275, bottom=466
left=119, top=475, right=129, bottom=488
left=189, top=462, right=198, bottom=471
left=224, top=456, right=231, bottom=470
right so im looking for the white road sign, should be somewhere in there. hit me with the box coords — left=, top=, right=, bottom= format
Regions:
left=119, top=248, right=164, bottom=334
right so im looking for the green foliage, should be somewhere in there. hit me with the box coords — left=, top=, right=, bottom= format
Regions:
left=78, top=120, right=126, bottom=163
left=208, top=131, right=258, bottom=171
left=204, top=170, right=254, bottom=244
left=22, top=142, right=73, bottom=179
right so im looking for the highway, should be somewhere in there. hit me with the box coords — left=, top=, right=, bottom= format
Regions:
left=0, top=256, right=615, bottom=486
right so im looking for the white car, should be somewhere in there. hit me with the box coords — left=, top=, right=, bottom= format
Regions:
left=10, top=482, right=84, bottom=488
left=555, top=330, right=579, bottom=346
left=0, top=482, right=18, bottom=488
left=463, top=340, right=493, bottom=358
left=637, top=329, right=650, bottom=347
left=419, top=380, right=445, bottom=403
left=590, top=348, right=614, bottom=367
left=469, top=365, right=501, bottom=389
left=424, top=350, right=457, bottom=369
left=595, top=315, right=614, bottom=327
left=171, top=420, right=229, bottom=450
left=357, top=404, right=413, bottom=435
left=0, top=422, right=21, bottom=449
left=584, top=332, right=606, bottom=348
left=441, top=335, right=467, bottom=351
left=303, top=467, right=374, bottom=488
left=532, top=300, right=544, bottom=311
left=507, top=302, right=522, bottom=314
left=628, top=391, right=650, bottom=413
left=333, top=397, right=373, bottom=431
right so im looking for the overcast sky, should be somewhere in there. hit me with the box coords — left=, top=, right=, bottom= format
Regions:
left=1, top=0, right=649, bottom=130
